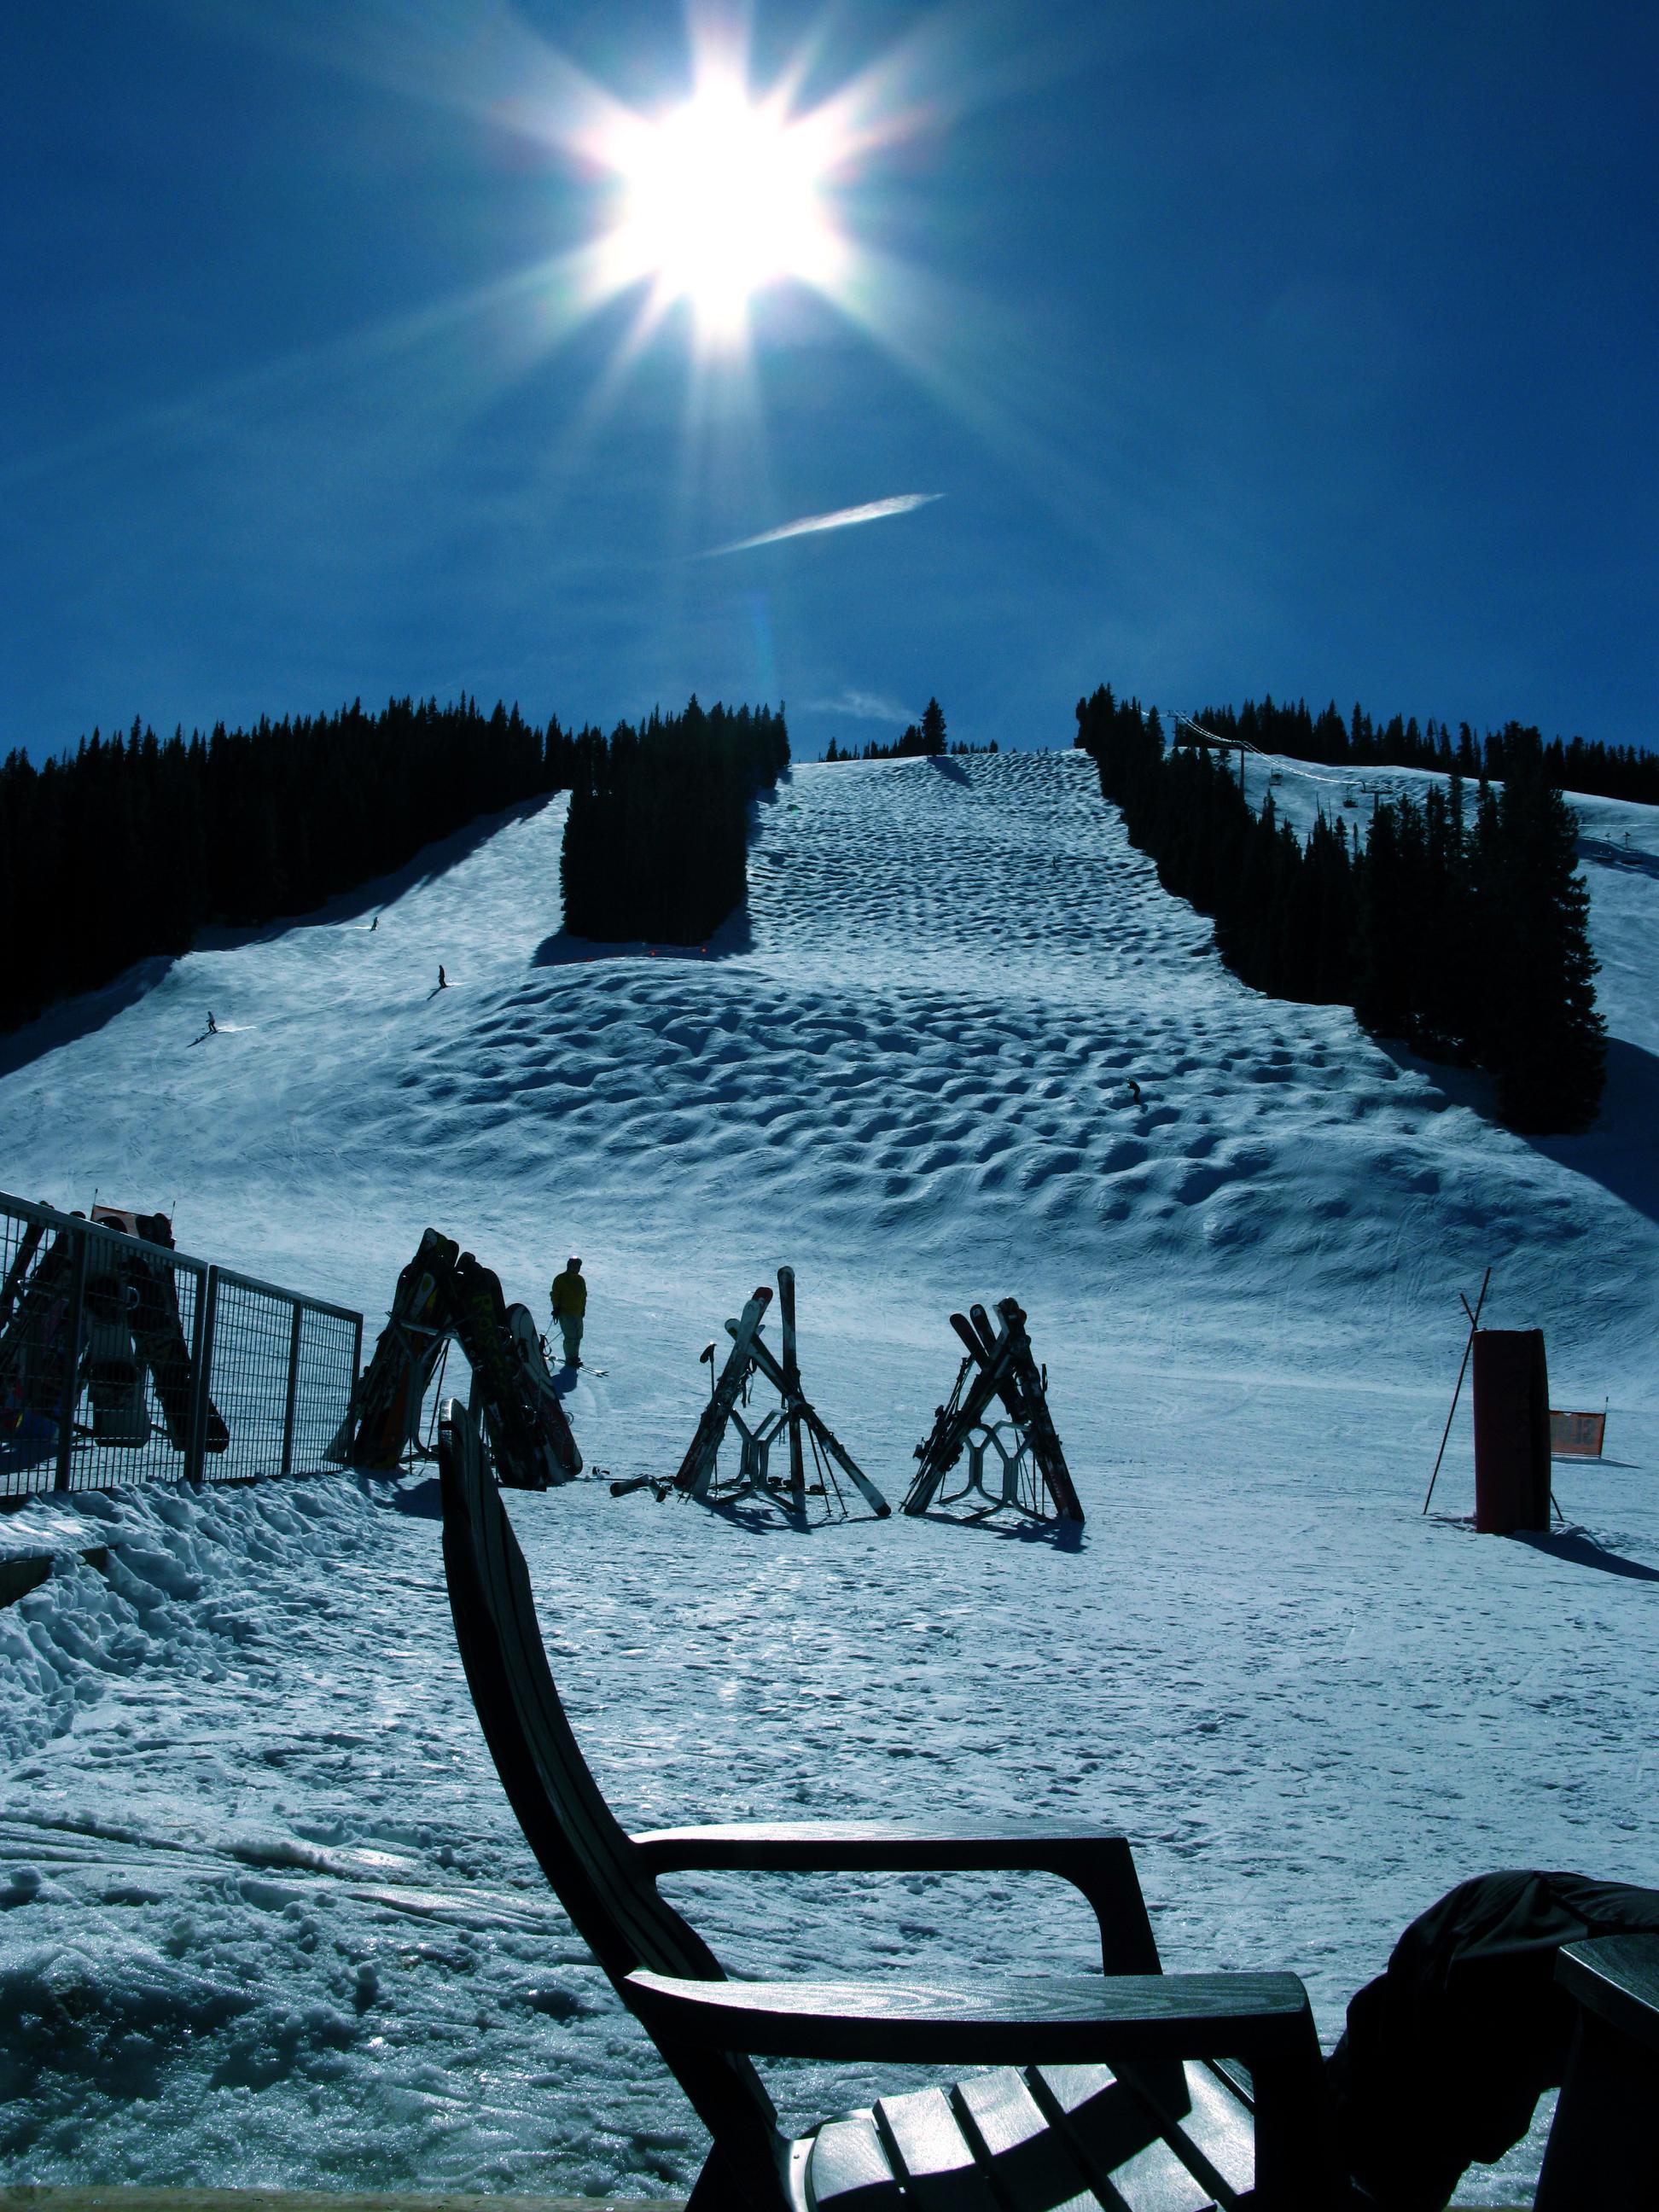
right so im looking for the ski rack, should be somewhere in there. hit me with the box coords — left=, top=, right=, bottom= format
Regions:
left=634, top=1268, right=889, bottom=1520
left=904, top=1298, right=1084, bottom=1524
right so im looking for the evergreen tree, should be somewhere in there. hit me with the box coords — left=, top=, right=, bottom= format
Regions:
left=1077, top=683, right=1606, bottom=1132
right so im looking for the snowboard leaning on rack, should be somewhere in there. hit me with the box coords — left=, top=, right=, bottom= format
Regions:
left=330, top=1229, right=458, bottom=1470
left=451, top=1254, right=581, bottom=1488
left=332, top=1230, right=580, bottom=1485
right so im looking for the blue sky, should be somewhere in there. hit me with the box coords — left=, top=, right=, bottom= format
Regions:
left=4, top=0, right=1655, bottom=763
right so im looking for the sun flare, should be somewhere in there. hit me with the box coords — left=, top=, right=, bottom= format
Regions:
left=601, top=76, right=846, bottom=340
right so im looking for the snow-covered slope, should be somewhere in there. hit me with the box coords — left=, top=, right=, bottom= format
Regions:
left=1, top=749, right=1656, bottom=2204
left=6, top=749, right=1656, bottom=1386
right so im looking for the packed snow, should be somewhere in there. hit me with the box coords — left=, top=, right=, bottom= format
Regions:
left=1, top=747, right=1656, bottom=2203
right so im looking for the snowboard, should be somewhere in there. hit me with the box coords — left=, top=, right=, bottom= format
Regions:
left=83, top=1262, right=151, bottom=1447
left=451, top=1253, right=577, bottom=1487
left=122, top=1236, right=230, bottom=1456
left=0, top=1227, right=83, bottom=1438
left=335, top=1228, right=458, bottom=1470
left=505, top=1303, right=583, bottom=1479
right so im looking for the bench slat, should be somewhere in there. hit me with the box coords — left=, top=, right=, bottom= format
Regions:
left=805, top=2112, right=905, bottom=2209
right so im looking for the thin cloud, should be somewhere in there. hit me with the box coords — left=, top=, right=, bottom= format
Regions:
left=802, top=690, right=915, bottom=724
left=704, top=492, right=942, bottom=557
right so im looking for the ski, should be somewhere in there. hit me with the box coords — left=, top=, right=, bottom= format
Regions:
left=726, top=1314, right=891, bottom=1517
left=674, top=1287, right=772, bottom=1498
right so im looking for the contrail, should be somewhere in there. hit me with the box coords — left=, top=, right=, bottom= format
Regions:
left=704, top=492, right=942, bottom=556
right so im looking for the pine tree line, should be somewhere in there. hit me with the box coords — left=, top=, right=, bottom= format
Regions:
left=1187, top=694, right=1659, bottom=805
left=822, top=697, right=996, bottom=762
left=0, top=696, right=583, bottom=1033
left=560, top=697, right=789, bottom=945
left=1075, top=687, right=1606, bottom=1132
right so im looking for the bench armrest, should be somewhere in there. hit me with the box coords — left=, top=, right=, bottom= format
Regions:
left=624, top=1965, right=1316, bottom=2068
left=633, top=1821, right=1161, bottom=1973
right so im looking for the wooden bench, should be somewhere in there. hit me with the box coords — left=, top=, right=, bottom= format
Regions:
left=437, top=1400, right=1342, bottom=2209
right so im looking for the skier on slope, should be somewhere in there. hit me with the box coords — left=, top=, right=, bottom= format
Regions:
left=438, top=964, right=447, bottom=989
left=207, top=1011, right=218, bottom=1034
left=549, top=1256, right=586, bottom=1369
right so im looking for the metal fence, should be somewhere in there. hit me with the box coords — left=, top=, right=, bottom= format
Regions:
left=0, top=1190, right=362, bottom=1504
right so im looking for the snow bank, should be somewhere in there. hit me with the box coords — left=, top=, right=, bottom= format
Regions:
left=0, top=1479, right=381, bottom=1767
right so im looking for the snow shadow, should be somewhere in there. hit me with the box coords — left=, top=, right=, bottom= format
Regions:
left=1512, top=1525, right=1659, bottom=1581
left=1530, top=1038, right=1659, bottom=1224
left=1579, top=836, right=1659, bottom=883
left=906, top=1507, right=1085, bottom=1551
left=928, top=754, right=971, bottom=785
left=195, top=793, right=559, bottom=949
left=1369, top=1029, right=1659, bottom=1225
left=0, top=955, right=176, bottom=1080
left=373, top=1476, right=444, bottom=1520
left=533, top=905, right=755, bottom=969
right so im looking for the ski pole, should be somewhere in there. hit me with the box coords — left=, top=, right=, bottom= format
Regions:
left=1423, top=1266, right=1491, bottom=1515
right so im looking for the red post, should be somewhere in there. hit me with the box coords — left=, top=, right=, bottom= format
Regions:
left=1472, top=1329, right=1551, bottom=1534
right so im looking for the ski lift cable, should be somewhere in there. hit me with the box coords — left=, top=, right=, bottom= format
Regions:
left=1162, top=708, right=1390, bottom=810
left=1163, top=708, right=1429, bottom=800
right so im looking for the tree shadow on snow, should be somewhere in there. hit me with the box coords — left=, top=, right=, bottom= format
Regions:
left=928, top=754, right=971, bottom=785
left=196, top=793, right=560, bottom=949
left=1512, top=1524, right=1659, bottom=1582
left=0, top=955, right=178, bottom=1080
left=0, top=796, right=559, bottom=1078
left=533, top=905, right=755, bottom=969
left=1368, top=1031, right=1659, bottom=1226
left=1528, top=1037, right=1659, bottom=1225
left=1578, top=836, right=1659, bottom=883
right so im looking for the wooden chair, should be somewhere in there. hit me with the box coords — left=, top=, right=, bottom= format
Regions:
left=437, top=1398, right=1345, bottom=2209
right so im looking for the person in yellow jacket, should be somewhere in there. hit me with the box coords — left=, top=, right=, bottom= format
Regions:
left=549, top=1256, right=586, bottom=1369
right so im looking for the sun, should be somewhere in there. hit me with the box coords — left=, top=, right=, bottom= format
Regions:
left=601, top=75, right=846, bottom=341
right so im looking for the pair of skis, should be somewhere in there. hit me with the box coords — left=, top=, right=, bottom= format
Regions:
left=905, top=1298, right=1083, bottom=1522
left=614, top=1270, right=888, bottom=1517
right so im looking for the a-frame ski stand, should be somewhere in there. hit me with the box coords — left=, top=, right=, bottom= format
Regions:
left=667, top=1269, right=889, bottom=1519
left=904, top=1299, right=1083, bottom=1524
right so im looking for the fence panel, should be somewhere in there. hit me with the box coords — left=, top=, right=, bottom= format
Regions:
left=290, top=1301, right=362, bottom=1476
left=1, top=1190, right=360, bottom=1504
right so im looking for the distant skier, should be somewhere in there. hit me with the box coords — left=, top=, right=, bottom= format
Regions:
left=550, top=1256, right=586, bottom=1369
left=438, top=964, right=447, bottom=989
left=370, top=915, right=379, bottom=932
left=1125, top=1077, right=1141, bottom=1105
left=207, top=1011, right=218, bottom=1034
